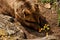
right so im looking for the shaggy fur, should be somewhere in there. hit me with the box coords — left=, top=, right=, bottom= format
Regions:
left=0, top=0, right=49, bottom=31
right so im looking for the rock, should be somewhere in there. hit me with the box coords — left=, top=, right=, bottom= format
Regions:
left=0, top=28, right=8, bottom=36
left=6, top=29, right=15, bottom=35
left=0, top=14, right=25, bottom=40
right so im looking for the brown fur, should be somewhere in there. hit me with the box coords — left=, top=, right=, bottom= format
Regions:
left=0, top=0, right=49, bottom=31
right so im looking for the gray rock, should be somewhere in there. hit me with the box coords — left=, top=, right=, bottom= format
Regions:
left=0, top=14, right=25, bottom=40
